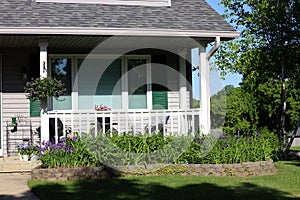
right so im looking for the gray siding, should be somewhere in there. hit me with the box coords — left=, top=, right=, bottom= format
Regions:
left=2, top=93, right=40, bottom=156
left=1, top=50, right=40, bottom=156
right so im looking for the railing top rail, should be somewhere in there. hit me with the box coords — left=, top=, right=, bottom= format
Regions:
left=47, top=108, right=202, bottom=115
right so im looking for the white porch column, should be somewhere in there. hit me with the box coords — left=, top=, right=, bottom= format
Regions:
left=178, top=48, right=187, bottom=110
left=199, top=43, right=210, bottom=134
left=39, top=40, right=49, bottom=142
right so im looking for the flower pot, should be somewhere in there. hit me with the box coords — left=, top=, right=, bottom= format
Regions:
left=22, top=155, right=29, bottom=161
left=19, top=153, right=24, bottom=161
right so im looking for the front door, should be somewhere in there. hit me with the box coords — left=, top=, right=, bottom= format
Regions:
left=0, top=54, right=2, bottom=156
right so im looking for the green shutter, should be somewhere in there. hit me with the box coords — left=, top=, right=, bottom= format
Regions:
left=152, top=91, right=168, bottom=110
left=30, top=99, right=40, bottom=117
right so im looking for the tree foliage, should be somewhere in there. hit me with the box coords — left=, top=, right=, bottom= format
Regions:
left=211, top=85, right=258, bottom=134
left=214, top=0, right=300, bottom=140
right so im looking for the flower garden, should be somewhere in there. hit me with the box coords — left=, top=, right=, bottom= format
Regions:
left=23, top=129, right=279, bottom=170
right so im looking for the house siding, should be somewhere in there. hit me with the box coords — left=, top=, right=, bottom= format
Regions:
left=2, top=93, right=40, bottom=156
left=1, top=50, right=40, bottom=156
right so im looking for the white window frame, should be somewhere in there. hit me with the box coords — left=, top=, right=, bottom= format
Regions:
left=124, top=55, right=152, bottom=111
left=48, top=54, right=152, bottom=111
left=36, top=0, right=171, bottom=7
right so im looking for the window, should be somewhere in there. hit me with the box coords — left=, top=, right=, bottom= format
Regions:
left=49, top=55, right=153, bottom=111
left=128, top=58, right=148, bottom=109
left=50, top=58, right=72, bottom=110
left=36, top=0, right=171, bottom=7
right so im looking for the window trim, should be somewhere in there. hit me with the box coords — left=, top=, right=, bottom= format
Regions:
left=36, top=0, right=171, bottom=7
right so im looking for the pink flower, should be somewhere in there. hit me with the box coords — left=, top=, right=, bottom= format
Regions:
left=67, top=134, right=74, bottom=140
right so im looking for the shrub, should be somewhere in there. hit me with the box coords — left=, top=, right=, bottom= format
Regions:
left=82, top=132, right=192, bottom=167
left=177, top=129, right=279, bottom=164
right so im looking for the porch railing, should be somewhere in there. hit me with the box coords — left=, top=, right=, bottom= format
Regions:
left=47, top=109, right=201, bottom=143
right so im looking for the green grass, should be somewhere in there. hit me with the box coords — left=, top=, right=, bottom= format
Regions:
left=28, top=161, right=300, bottom=200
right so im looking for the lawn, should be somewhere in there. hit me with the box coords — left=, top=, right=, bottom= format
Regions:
left=28, top=161, right=300, bottom=200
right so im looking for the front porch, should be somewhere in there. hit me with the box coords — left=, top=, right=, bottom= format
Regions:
left=36, top=35, right=212, bottom=142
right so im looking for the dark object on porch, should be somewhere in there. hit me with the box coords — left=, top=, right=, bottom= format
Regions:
left=286, top=112, right=300, bottom=152
left=97, top=117, right=118, bottom=133
left=146, top=115, right=170, bottom=134
left=49, top=118, right=64, bottom=143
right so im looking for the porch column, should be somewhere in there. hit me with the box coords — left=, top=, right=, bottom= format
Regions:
left=178, top=48, right=187, bottom=110
left=199, top=43, right=210, bottom=134
left=39, top=40, right=49, bottom=143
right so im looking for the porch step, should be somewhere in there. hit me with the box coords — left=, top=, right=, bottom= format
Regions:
left=0, top=156, right=41, bottom=173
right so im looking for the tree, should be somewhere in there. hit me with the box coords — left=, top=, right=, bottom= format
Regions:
left=211, top=85, right=258, bottom=134
left=215, top=0, right=300, bottom=149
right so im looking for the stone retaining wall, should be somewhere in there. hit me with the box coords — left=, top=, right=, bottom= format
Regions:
left=31, top=160, right=277, bottom=181
left=31, top=166, right=115, bottom=181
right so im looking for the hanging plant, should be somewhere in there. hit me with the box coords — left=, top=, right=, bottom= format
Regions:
left=24, top=77, right=66, bottom=101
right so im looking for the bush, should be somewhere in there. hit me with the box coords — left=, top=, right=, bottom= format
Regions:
left=177, top=129, right=279, bottom=164
left=82, top=132, right=192, bottom=167
left=39, top=134, right=101, bottom=168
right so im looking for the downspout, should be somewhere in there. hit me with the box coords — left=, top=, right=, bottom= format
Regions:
left=207, top=36, right=221, bottom=60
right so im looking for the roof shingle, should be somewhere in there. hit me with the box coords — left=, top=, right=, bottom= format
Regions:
left=0, top=0, right=235, bottom=32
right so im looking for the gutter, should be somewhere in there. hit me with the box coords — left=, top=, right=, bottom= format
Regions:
left=0, top=27, right=239, bottom=39
left=207, top=36, right=221, bottom=60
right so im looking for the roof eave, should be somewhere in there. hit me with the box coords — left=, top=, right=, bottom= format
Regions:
left=0, top=27, right=240, bottom=40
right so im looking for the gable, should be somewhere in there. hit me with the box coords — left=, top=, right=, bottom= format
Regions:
left=36, top=0, right=171, bottom=7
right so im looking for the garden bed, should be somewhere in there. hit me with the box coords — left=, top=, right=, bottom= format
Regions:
left=31, top=160, right=277, bottom=181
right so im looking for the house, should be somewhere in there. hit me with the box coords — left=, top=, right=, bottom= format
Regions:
left=0, top=0, right=239, bottom=156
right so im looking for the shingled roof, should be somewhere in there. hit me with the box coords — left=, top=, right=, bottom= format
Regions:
left=0, top=0, right=236, bottom=33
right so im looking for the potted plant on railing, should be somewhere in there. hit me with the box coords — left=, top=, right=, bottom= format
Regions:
left=24, top=77, right=66, bottom=112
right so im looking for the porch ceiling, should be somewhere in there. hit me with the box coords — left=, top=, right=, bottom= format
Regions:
left=0, top=35, right=108, bottom=49
left=0, top=35, right=206, bottom=50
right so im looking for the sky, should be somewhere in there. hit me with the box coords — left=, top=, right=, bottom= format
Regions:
left=192, top=0, right=242, bottom=99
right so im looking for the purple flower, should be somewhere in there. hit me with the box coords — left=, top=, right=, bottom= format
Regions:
left=201, top=137, right=205, bottom=144
left=256, top=132, right=261, bottom=137
left=218, top=134, right=227, bottom=139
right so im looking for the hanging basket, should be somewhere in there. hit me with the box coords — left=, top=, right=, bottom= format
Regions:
left=24, top=77, right=66, bottom=101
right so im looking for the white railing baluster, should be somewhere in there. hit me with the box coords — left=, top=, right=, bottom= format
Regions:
left=192, top=110, right=195, bottom=135
left=171, top=112, right=174, bottom=134
left=54, top=112, right=58, bottom=143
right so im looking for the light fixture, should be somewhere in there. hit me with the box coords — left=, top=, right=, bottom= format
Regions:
left=22, top=67, right=28, bottom=81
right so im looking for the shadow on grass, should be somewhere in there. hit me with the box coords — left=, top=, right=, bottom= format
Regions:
left=285, top=160, right=300, bottom=167
left=0, top=190, right=38, bottom=200
left=29, top=178, right=297, bottom=200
